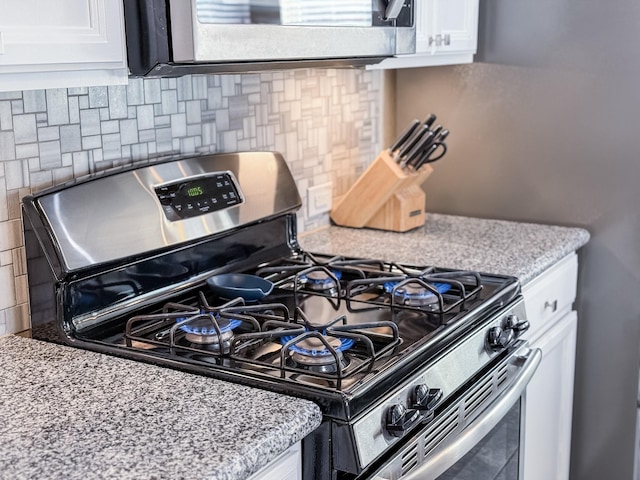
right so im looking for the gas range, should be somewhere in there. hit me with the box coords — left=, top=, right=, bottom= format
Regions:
left=22, top=152, right=536, bottom=480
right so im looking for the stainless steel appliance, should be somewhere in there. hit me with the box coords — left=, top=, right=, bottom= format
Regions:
left=123, top=0, right=415, bottom=76
left=22, top=151, right=539, bottom=479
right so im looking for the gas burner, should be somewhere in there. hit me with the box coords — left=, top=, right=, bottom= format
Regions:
left=178, top=314, right=242, bottom=347
left=299, top=269, right=342, bottom=292
left=282, top=334, right=353, bottom=374
left=385, top=281, right=452, bottom=307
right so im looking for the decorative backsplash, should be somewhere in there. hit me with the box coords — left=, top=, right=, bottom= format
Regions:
left=0, top=69, right=383, bottom=335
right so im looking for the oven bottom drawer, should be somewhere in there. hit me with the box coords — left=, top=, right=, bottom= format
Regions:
left=363, top=345, right=541, bottom=480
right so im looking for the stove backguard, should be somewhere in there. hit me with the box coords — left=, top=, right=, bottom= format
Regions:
left=25, top=214, right=300, bottom=341
left=21, top=152, right=303, bottom=341
left=23, top=152, right=301, bottom=273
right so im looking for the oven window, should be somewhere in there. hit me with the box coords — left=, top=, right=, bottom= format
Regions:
left=437, top=401, right=521, bottom=480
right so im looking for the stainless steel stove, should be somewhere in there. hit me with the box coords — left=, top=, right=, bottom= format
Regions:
left=22, top=152, right=540, bottom=480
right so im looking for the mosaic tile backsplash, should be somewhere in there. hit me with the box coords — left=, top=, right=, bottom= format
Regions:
left=0, top=69, right=382, bottom=334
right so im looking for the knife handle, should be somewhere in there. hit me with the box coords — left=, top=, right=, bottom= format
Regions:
left=402, top=131, right=436, bottom=169
left=413, top=142, right=448, bottom=171
left=435, top=129, right=449, bottom=143
left=396, top=125, right=428, bottom=163
left=424, top=114, right=437, bottom=129
left=403, top=126, right=440, bottom=167
left=389, top=119, right=420, bottom=153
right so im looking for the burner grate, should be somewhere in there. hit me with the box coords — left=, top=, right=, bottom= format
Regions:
left=254, top=253, right=483, bottom=321
left=230, top=309, right=401, bottom=390
left=123, top=290, right=402, bottom=390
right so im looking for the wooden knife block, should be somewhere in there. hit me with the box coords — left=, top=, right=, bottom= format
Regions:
left=330, top=150, right=433, bottom=232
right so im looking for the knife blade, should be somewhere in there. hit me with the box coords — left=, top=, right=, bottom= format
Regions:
left=388, top=119, right=420, bottom=154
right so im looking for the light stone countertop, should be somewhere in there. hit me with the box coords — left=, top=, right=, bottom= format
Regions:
left=300, top=213, right=590, bottom=285
left=0, top=213, right=589, bottom=480
left=0, top=335, right=322, bottom=480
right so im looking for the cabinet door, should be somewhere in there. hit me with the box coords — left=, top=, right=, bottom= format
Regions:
left=369, top=0, right=478, bottom=69
left=429, top=0, right=478, bottom=55
left=523, top=311, right=577, bottom=480
left=0, top=0, right=127, bottom=91
left=416, top=0, right=478, bottom=55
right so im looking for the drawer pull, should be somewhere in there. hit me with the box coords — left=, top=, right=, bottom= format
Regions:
left=544, top=300, right=558, bottom=312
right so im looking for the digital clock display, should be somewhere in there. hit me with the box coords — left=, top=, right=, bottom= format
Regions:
left=187, top=186, right=204, bottom=197
left=155, top=172, right=242, bottom=221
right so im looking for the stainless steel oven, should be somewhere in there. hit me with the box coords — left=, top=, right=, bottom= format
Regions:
left=22, top=151, right=539, bottom=480
left=365, top=345, right=539, bottom=480
left=123, top=0, right=416, bottom=76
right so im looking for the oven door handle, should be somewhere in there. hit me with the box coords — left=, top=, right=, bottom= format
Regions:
left=399, top=347, right=542, bottom=480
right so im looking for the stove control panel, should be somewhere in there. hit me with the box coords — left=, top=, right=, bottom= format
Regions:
left=154, top=172, right=243, bottom=221
left=349, top=298, right=528, bottom=470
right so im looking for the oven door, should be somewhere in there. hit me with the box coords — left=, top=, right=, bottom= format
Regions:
left=365, top=345, right=541, bottom=480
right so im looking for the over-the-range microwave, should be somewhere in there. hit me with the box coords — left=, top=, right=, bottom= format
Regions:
left=123, top=0, right=415, bottom=76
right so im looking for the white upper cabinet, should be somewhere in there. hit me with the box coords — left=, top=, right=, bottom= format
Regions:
left=370, top=0, right=479, bottom=69
left=418, top=0, right=478, bottom=57
left=0, top=0, right=128, bottom=92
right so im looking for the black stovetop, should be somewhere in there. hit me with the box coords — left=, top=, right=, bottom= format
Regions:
left=72, top=250, right=520, bottom=419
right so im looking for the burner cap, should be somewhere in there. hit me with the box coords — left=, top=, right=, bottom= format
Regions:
left=178, top=314, right=241, bottom=346
left=282, top=334, right=353, bottom=373
left=299, top=270, right=341, bottom=291
left=385, top=281, right=451, bottom=307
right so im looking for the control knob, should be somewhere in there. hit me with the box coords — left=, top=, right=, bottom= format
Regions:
left=486, top=326, right=514, bottom=352
left=412, top=384, right=443, bottom=422
left=504, top=314, right=530, bottom=337
left=386, top=404, right=421, bottom=438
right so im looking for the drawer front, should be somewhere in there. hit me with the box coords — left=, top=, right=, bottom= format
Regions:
left=521, top=253, right=578, bottom=342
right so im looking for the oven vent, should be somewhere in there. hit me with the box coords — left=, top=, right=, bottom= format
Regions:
left=463, top=377, right=494, bottom=421
left=496, top=361, right=509, bottom=388
left=401, top=448, right=418, bottom=476
left=423, top=409, right=460, bottom=455
left=461, top=360, right=511, bottom=421
left=397, top=407, right=460, bottom=477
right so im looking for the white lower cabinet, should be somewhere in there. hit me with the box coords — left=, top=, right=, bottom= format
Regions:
left=521, top=253, right=579, bottom=480
left=523, top=310, right=577, bottom=480
left=247, top=441, right=301, bottom=480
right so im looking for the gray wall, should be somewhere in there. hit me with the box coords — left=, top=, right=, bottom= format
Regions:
left=394, top=2, right=640, bottom=479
